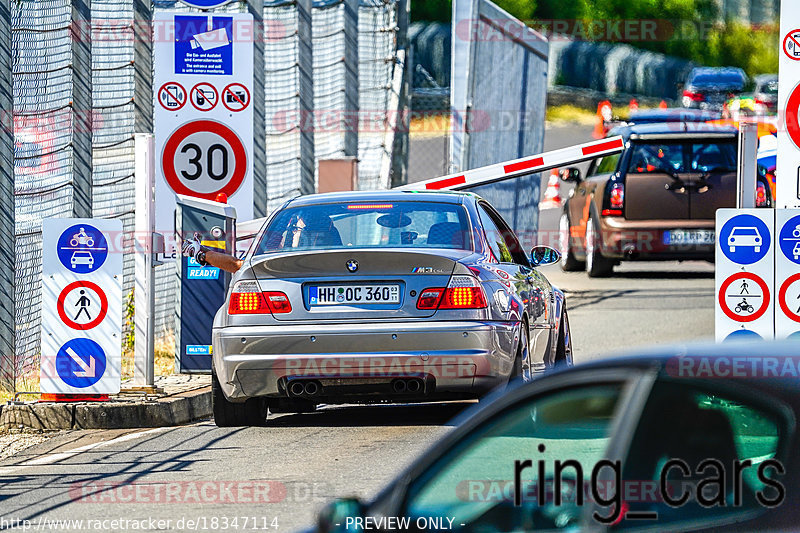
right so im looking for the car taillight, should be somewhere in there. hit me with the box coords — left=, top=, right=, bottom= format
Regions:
left=265, top=292, right=292, bottom=313
left=682, top=90, right=704, bottom=102
left=756, top=183, right=768, bottom=207
left=228, top=281, right=292, bottom=314
left=602, top=182, right=624, bottom=216
left=417, top=276, right=488, bottom=310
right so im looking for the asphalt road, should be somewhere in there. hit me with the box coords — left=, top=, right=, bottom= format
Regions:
left=0, top=122, right=715, bottom=532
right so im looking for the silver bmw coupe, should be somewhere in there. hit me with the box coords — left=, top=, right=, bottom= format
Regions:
left=211, top=190, right=572, bottom=426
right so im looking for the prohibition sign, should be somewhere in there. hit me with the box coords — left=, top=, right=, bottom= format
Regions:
left=786, top=82, right=800, bottom=150
left=57, top=280, right=108, bottom=330
left=190, top=83, right=219, bottom=112
left=222, top=83, right=251, bottom=112
left=718, top=272, right=770, bottom=322
left=783, top=29, right=800, bottom=61
left=162, top=120, right=247, bottom=200
left=779, top=273, right=800, bottom=323
left=158, top=82, right=187, bottom=111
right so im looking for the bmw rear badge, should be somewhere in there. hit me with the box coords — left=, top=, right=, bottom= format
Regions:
left=346, top=260, right=358, bottom=272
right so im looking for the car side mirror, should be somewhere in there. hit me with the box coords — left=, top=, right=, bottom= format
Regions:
left=530, top=245, right=561, bottom=267
left=558, top=167, right=581, bottom=183
left=317, top=498, right=365, bottom=533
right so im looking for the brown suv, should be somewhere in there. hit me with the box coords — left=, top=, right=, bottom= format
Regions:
left=558, top=122, right=772, bottom=277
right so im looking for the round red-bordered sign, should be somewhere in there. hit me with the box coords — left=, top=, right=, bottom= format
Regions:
left=718, top=272, right=770, bottom=322
left=190, top=83, right=219, bottom=112
left=222, top=83, right=251, bottom=112
left=161, top=119, right=247, bottom=200
left=779, top=273, right=800, bottom=323
left=783, top=29, right=800, bottom=61
left=158, top=82, right=187, bottom=111
left=57, top=280, right=108, bottom=330
left=786, top=82, right=800, bottom=150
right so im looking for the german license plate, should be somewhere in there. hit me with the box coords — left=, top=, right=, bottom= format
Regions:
left=309, top=285, right=400, bottom=305
left=664, top=230, right=716, bottom=245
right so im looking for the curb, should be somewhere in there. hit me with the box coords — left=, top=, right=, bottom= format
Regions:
left=0, top=387, right=211, bottom=430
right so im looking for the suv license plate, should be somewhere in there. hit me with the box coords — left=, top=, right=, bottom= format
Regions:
left=664, top=230, right=716, bottom=245
left=309, top=285, right=400, bottom=305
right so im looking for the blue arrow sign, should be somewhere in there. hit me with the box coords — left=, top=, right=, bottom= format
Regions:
left=56, top=338, right=107, bottom=388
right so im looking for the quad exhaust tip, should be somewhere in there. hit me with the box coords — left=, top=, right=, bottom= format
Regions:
left=392, top=378, right=423, bottom=394
left=288, top=380, right=322, bottom=397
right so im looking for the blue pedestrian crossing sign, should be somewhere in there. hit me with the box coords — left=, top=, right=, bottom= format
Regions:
left=718, top=214, right=771, bottom=265
left=55, top=338, right=107, bottom=388
left=56, top=224, right=109, bottom=274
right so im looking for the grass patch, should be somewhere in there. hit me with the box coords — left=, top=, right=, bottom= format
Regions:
left=546, top=104, right=597, bottom=124
left=120, top=337, right=176, bottom=381
left=409, top=113, right=450, bottom=137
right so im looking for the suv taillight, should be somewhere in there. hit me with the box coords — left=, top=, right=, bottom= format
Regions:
left=682, top=90, right=705, bottom=102
left=417, top=276, right=488, bottom=310
left=228, top=281, right=292, bottom=314
left=602, top=182, right=624, bottom=216
left=756, top=183, right=769, bottom=208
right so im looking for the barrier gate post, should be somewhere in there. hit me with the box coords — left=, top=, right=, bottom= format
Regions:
left=174, top=196, right=237, bottom=373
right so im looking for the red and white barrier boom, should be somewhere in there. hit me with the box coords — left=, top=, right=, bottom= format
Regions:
left=396, top=136, right=625, bottom=191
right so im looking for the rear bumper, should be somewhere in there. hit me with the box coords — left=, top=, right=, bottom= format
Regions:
left=212, top=321, right=517, bottom=402
left=597, top=217, right=715, bottom=260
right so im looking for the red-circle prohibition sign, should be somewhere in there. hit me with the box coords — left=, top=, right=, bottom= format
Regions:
left=786, top=82, right=800, bottom=150
left=158, top=82, right=187, bottom=111
left=222, top=83, right=251, bottom=112
left=162, top=120, right=247, bottom=200
left=783, top=29, right=800, bottom=61
left=779, top=273, right=800, bottom=323
left=57, top=280, right=108, bottom=330
left=718, top=272, right=770, bottom=322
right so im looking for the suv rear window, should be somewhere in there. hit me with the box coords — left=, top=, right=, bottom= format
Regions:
left=256, top=201, right=472, bottom=254
left=627, top=140, right=737, bottom=174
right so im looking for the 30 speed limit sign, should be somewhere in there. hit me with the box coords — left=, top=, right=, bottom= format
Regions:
left=162, top=120, right=247, bottom=200
left=153, top=12, right=254, bottom=259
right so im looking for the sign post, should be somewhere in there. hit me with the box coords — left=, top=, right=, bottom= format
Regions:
left=715, top=209, right=775, bottom=341
left=154, top=12, right=254, bottom=259
left=40, top=219, right=123, bottom=395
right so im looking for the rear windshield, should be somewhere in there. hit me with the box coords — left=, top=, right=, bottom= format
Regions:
left=690, top=72, right=745, bottom=87
left=627, top=140, right=737, bottom=174
left=255, top=201, right=472, bottom=254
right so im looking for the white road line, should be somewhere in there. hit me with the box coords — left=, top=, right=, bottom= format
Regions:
left=0, top=426, right=170, bottom=476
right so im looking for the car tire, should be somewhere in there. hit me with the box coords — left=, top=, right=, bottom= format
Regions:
left=212, top=370, right=268, bottom=427
left=559, top=212, right=584, bottom=272
left=509, top=325, right=531, bottom=386
left=585, top=215, right=614, bottom=278
left=554, top=310, right=573, bottom=369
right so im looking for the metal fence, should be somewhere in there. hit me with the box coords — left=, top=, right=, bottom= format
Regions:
left=2, top=0, right=407, bottom=393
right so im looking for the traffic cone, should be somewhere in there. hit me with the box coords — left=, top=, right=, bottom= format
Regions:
left=540, top=169, right=564, bottom=209
left=593, top=100, right=612, bottom=139
left=629, top=98, right=639, bottom=113
left=659, top=100, right=668, bottom=109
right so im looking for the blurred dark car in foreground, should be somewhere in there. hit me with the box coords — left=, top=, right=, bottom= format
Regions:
left=682, top=67, right=747, bottom=111
left=313, top=342, right=800, bottom=533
